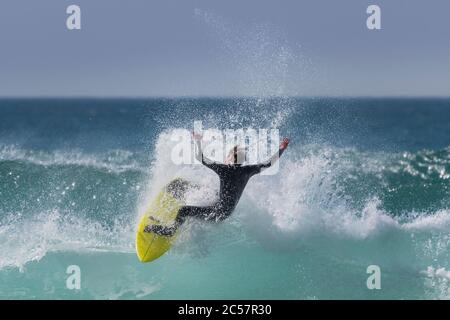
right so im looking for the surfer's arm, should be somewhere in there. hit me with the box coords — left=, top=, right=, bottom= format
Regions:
left=194, top=139, right=222, bottom=172
left=248, top=138, right=289, bottom=174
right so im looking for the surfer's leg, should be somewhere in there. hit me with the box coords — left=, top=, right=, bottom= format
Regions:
left=178, top=205, right=213, bottom=219
left=143, top=215, right=185, bottom=236
left=178, top=205, right=223, bottom=221
left=144, top=205, right=218, bottom=236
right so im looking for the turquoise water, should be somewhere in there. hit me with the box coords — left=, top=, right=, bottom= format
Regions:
left=0, top=98, right=449, bottom=299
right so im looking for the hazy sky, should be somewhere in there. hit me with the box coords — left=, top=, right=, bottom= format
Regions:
left=0, top=0, right=449, bottom=97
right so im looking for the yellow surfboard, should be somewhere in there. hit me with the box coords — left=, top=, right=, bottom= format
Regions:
left=135, top=178, right=189, bottom=262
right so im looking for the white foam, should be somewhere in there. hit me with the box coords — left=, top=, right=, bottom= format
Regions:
left=403, top=210, right=450, bottom=231
left=422, top=266, right=450, bottom=299
left=0, top=210, right=134, bottom=270
left=0, top=144, right=145, bottom=173
left=423, top=266, right=450, bottom=279
left=244, top=152, right=401, bottom=240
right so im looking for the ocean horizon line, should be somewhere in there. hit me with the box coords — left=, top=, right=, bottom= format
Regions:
left=0, top=95, right=450, bottom=100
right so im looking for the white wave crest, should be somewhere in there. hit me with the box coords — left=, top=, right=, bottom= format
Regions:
left=0, top=144, right=145, bottom=173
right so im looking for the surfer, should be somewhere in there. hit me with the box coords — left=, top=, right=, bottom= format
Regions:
left=144, top=132, right=289, bottom=236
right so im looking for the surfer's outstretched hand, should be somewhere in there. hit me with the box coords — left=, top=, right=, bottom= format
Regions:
left=280, top=137, right=290, bottom=151
left=192, top=131, right=203, bottom=141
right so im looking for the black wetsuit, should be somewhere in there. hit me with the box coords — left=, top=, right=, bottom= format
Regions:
left=145, top=141, right=285, bottom=236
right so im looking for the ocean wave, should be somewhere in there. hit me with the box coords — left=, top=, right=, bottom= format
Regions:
left=0, top=145, right=146, bottom=174
left=0, top=210, right=135, bottom=270
left=1, top=131, right=449, bottom=301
